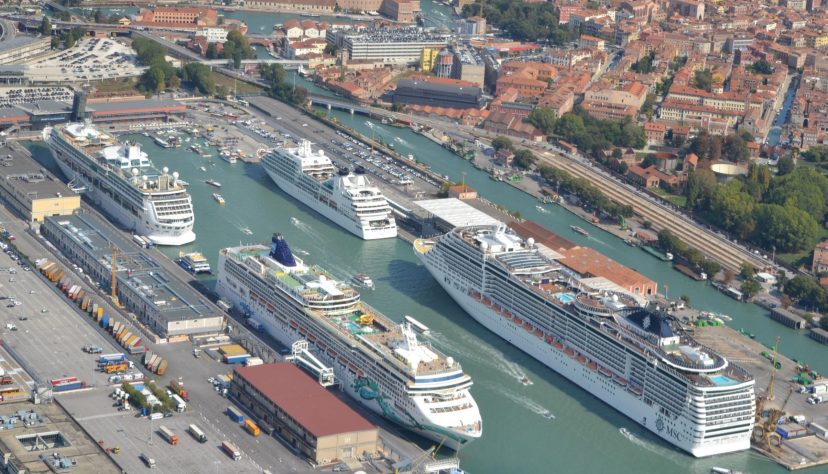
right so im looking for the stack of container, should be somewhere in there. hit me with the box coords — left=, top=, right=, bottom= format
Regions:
left=142, top=351, right=168, bottom=375
left=50, top=377, right=84, bottom=392
left=219, top=345, right=251, bottom=364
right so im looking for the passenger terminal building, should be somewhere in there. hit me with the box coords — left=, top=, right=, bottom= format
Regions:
left=41, top=213, right=225, bottom=338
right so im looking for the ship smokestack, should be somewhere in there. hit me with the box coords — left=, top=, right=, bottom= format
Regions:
left=71, top=90, right=88, bottom=122
left=270, top=233, right=296, bottom=267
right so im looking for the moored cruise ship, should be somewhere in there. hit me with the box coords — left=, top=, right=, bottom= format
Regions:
left=45, top=123, right=195, bottom=246
left=414, top=224, right=755, bottom=457
left=261, top=140, right=397, bottom=240
left=216, top=233, right=481, bottom=449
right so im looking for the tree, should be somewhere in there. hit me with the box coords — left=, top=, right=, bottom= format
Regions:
left=40, top=17, right=52, bottom=36
left=801, top=145, right=828, bottom=163
left=181, top=63, right=215, bottom=95
left=684, top=169, right=717, bottom=210
left=324, top=43, right=338, bottom=56
left=739, top=262, right=756, bottom=280
left=641, top=94, right=657, bottom=117
left=784, top=274, right=824, bottom=309
left=145, top=65, right=166, bottom=93
left=206, top=42, right=218, bottom=59
left=554, top=113, right=586, bottom=139
left=527, top=107, right=557, bottom=135
left=693, top=69, right=714, bottom=92
left=722, top=134, right=750, bottom=163
left=709, top=180, right=755, bottom=238
left=132, top=37, right=167, bottom=66
left=748, top=59, right=773, bottom=75
left=631, top=51, right=656, bottom=74
left=767, top=167, right=828, bottom=223
left=492, top=136, right=513, bottom=152
left=698, top=259, right=721, bottom=279
left=512, top=149, right=536, bottom=169
left=752, top=204, right=819, bottom=253
left=821, top=315, right=828, bottom=328
left=777, top=155, right=795, bottom=175
left=740, top=279, right=761, bottom=300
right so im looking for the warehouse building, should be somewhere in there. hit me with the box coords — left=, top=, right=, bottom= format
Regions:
left=0, top=143, right=80, bottom=224
left=41, top=213, right=224, bottom=338
left=232, top=363, right=378, bottom=465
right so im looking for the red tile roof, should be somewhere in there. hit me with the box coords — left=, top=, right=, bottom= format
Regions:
left=235, top=363, right=375, bottom=438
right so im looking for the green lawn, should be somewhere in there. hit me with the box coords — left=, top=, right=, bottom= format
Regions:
left=93, top=77, right=140, bottom=95
left=213, top=72, right=264, bottom=94
left=650, top=187, right=687, bottom=208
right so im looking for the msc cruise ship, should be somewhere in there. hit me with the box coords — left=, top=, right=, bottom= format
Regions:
left=45, top=123, right=195, bottom=246
left=414, top=224, right=755, bottom=457
left=261, top=140, right=397, bottom=240
left=216, top=233, right=481, bottom=449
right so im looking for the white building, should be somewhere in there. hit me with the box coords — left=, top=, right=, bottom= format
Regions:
left=196, top=27, right=229, bottom=43
left=333, top=27, right=448, bottom=65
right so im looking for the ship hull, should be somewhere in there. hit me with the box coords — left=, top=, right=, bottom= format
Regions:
left=51, top=149, right=195, bottom=246
left=418, top=255, right=750, bottom=457
left=215, top=266, right=476, bottom=449
left=263, top=168, right=397, bottom=240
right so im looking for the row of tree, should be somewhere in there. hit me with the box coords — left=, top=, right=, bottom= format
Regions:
left=461, top=0, right=577, bottom=45
left=688, top=130, right=753, bottom=164
left=133, top=38, right=217, bottom=95
left=259, top=63, right=308, bottom=105
left=527, top=106, right=647, bottom=154
left=491, top=137, right=536, bottom=169
left=538, top=165, right=634, bottom=220
left=656, top=229, right=722, bottom=280
left=686, top=165, right=826, bottom=253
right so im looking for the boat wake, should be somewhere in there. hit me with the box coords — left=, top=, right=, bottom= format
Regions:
left=290, top=216, right=314, bottom=234
left=619, top=428, right=683, bottom=463
left=493, top=387, right=554, bottom=420
left=427, top=331, right=531, bottom=385
left=587, top=236, right=609, bottom=247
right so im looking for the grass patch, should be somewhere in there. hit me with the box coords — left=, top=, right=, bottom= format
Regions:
left=213, top=72, right=264, bottom=94
left=93, top=77, right=139, bottom=95
left=650, top=187, right=687, bottom=208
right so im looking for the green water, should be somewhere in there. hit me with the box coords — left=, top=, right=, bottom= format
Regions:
left=26, top=113, right=822, bottom=473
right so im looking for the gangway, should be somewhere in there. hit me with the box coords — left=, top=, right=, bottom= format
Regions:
left=284, top=340, right=335, bottom=387
left=67, top=177, right=87, bottom=193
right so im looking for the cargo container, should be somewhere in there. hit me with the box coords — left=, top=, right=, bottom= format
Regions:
left=125, top=335, right=138, bottom=348
left=96, top=312, right=103, bottom=323
left=51, top=377, right=84, bottom=392
left=226, top=406, right=245, bottom=423
left=116, top=327, right=128, bottom=341
left=96, top=307, right=104, bottom=318
left=39, top=261, right=54, bottom=272
left=76, top=290, right=85, bottom=301
left=244, top=419, right=261, bottom=437
left=146, top=354, right=158, bottom=369
left=111, top=321, right=121, bottom=336
left=156, top=359, right=168, bottom=376
left=0, top=376, right=13, bottom=385
left=171, top=394, right=186, bottom=412
left=188, top=424, right=208, bottom=443
left=224, top=353, right=251, bottom=364
left=244, top=357, right=264, bottom=367
left=777, top=424, right=808, bottom=439
left=90, top=303, right=97, bottom=314
left=99, top=353, right=125, bottom=364
left=81, top=297, right=90, bottom=311
left=133, top=235, right=147, bottom=248
left=169, top=380, right=189, bottom=401
left=810, top=422, right=828, bottom=440
left=158, top=425, right=179, bottom=445
left=100, top=315, right=109, bottom=329
left=219, top=344, right=247, bottom=357
left=222, top=441, right=241, bottom=461
left=104, top=363, right=128, bottom=374
left=67, top=285, right=79, bottom=298
left=812, top=384, right=828, bottom=394
left=119, top=331, right=132, bottom=345
left=143, top=351, right=154, bottom=366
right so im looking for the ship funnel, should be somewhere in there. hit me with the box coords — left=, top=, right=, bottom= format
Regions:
left=270, top=233, right=297, bottom=267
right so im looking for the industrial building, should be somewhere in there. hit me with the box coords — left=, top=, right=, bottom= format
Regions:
left=413, top=198, right=502, bottom=233
left=332, top=27, right=448, bottom=64
left=0, top=36, right=51, bottom=66
left=232, top=363, right=378, bottom=465
left=0, top=143, right=80, bottom=224
left=41, top=213, right=225, bottom=338
left=392, top=78, right=484, bottom=109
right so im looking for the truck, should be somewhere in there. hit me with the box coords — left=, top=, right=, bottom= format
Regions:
left=188, top=424, right=208, bottom=443
left=808, top=395, right=824, bottom=404
left=51, top=377, right=84, bottom=392
left=169, top=380, right=189, bottom=401
left=143, top=351, right=154, bottom=366
left=100, top=314, right=109, bottom=329
left=812, top=383, right=828, bottom=394
left=156, top=359, right=168, bottom=375
left=158, top=425, right=179, bottom=445
left=171, top=394, right=187, bottom=412
left=247, top=318, right=263, bottom=331
left=244, top=419, right=261, bottom=437
left=226, top=406, right=245, bottom=423
left=128, top=342, right=146, bottom=355
left=98, top=353, right=126, bottom=365
left=222, top=441, right=241, bottom=461
left=104, top=363, right=128, bottom=374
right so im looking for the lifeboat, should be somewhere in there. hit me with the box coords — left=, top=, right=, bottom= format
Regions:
left=299, top=328, right=308, bottom=336
left=317, top=342, right=327, bottom=350
left=523, top=322, right=533, bottom=331
left=327, top=349, right=337, bottom=358
left=482, top=297, right=491, bottom=305
left=588, top=361, right=598, bottom=371
left=598, top=366, right=613, bottom=378
left=357, top=369, right=365, bottom=377
left=513, top=317, right=523, bottom=325
left=613, top=376, right=628, bottom=386
left=533, top=329, right=543, bottom=339
left=554, top=341, right=565, bottom=350
left=576, top=355, right=587, bottom=364
left=545, top=336, right=555, bottom=344
left=504, top=312, right=513, bottom=321
left=564, top=348, right=576, bottom=357
left=289, top=320, right=299, bottom=329
left=308, top=334, right=317, bottom=342
left=628, top=386, right=643, bottom=396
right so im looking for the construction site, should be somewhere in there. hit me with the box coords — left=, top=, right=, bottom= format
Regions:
left=693, top=324, right=828, bottom=470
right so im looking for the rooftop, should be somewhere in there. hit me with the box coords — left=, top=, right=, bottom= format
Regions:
left=0, top=144, right=78, bottom=201
left=235, top=363, right=376, bottom=438
left=414, top=198, right=502, bottom=228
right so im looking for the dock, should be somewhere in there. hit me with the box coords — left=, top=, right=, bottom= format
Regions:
left=692, top=324, right=828, bottom=470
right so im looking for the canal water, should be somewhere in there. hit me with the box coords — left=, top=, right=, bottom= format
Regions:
left=27, top=112, right=820, bottom=474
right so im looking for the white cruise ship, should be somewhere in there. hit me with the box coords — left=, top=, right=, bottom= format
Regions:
left=216, top=233, right=481, bottom=449
left=45, top=123, right=195, bottom=246
left=414, top=224, right=755, bottom=457
left=261, top=140, right=397, bottom=240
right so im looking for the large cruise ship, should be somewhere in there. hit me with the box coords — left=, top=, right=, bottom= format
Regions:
left=414, top=224, right=755, bottom=457
left=45, top=123, right=195, bottom=246
left=261, top=140, right=397, bottom=240
left=216, top=233, right=481, bottom=449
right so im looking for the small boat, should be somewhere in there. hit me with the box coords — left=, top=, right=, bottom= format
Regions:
left=206, top=179, right=222, bottom=188
left=535, top=205, right=549, bottom=214
left=213, top=193, right=225, bottom=205
left=153, top=136, right=170, bottom=148
left=221, top=153, right=238, bottom=164
left=200, top=166, right=207, bottom=172
left=710, top=468, right=745, bottom=474
left=142, top=132, right=150, bottom=137
left=404, top=315, right=429, bottom=335
left=519, top=376, right=533, bottom=386
left=541, top=411, right=555, bottom=420
left=176, top=252, right=212, bottom=274
left=241, top=227, right=253, bottom=235
left=353, top=273, right=374, bottom=289
left=570, top=225, right=589, bottom=237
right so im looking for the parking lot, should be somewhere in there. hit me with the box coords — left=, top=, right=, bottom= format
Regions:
left=22, top=37, right=144, bottom=82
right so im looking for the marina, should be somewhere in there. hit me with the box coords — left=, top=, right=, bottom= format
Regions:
left=23, top=102, right=828, bottom=473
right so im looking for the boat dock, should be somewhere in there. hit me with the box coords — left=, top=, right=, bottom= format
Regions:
left=692, top=324, right=828, bottom=470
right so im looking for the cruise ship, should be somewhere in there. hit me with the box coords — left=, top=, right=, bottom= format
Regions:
left=414, top=224, right=755, bottom=457
left=261, top=140, right=397, bottom=240
left=45, top=123, right=195, bottom=246
left=216, top=233, right=481, bottom=449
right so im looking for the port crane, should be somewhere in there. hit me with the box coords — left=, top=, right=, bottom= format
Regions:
left=754, top=336, right=786, bottom=451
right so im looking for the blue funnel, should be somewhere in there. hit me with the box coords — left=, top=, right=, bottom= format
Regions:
left=270, top=233, right=296, bottom=267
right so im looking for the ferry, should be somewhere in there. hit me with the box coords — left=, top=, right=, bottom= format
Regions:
left=206, top=179, right=222, bottom=188
left=177, top=252, right=212, bottom=274
left=45, top=123, right=195, bottom=246
left=153, top=136, right=170, bottom=148
left=213, top=193, right=225, bottom=205
left=414, top=224, right=755, bottom=457
left=216, top=234, right=482, bottom=450
left=352, top=273, right=374, bottom=289
left=570, top=225, right=589, bottom=236
left=220, top=152, right=238, bottom=164
left=261, top=140, right=397, bottom=240
left=403, top=315, right=430, bottom=335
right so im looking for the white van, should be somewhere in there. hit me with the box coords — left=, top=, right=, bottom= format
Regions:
left=139, top=453, right=156, bottom=468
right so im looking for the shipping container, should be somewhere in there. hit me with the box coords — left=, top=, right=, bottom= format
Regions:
left=158, top=425, right=179, bottom=445
left=188, top=424, right=208, bottom=443
left=128, top=344, right=146, bottom=355
left=99, top=353, right=125, bottom=364
left=81, top=297, right=90, bottom=311
left=90, top=303, right=98, bottom=315
left=67, top=285, right=78, bottom=298
left=244, top=357, right=263, bottom=367
left=52, top=382, right=83, bottom=392
left=133, top=235, right=147, bottom=248
left=101, top=315, right=109, bottom=329
left=104, top=363, right=128, bottom=374
left=219, top=344, right=247, bottom=357
left=146, top=354, right=158, bottom=369
left=226, top=406, right=245, bottom=423
left=224, top=354, right=251, bottom=364
left=244, top=419, right=261, bottom=437
left=171, top=394, right=186, bottom=412
left=125, top=335, right=138, bottom=348
left=111, top=322, right=121, bottom=336
left=812, top=384, right=828, bottom=394
left=222, top=441, right=241, bottom=461
left=156, top=360, right=168, bottom=375
left=143, top=351, right=154, bottom=365
left=809, top=422, right=828, bottom=440
left=96, top=307, right=104, bottom=318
